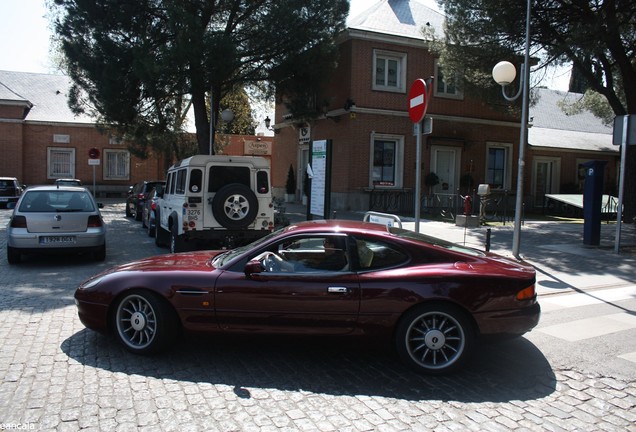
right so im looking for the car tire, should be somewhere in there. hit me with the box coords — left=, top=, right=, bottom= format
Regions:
left=141, top=211, right=147, bottom=228
left=113, top=290, right=179, bottom=355
left=125, top=202, right=133, bottom=218
left=170, top=222, right=185, bottom=253
left=395, top=303, right=475, bottom=375
left=211, top=183, right=258, bottom=229
left=93, top=244, right=106, bottom=261
left=147, top=214, right=155, bottom=238
left=7, top=246, right=21, bottom=264
left=134, top=205, right=142, bottom=221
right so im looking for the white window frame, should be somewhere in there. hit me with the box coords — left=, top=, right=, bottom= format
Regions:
left=434, top=60, right=464, bottom=100
left=485, top=142, right=513, bottom=190
left=369, top=133, right=405, bottom=189
left=47, top=147, right=75, bottom=179
left=103, top=149, right=130, bottom=180
left=372, top=50, right=407, bottom=93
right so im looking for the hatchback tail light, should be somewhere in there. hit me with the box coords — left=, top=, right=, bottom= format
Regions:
left=87, top=215, right=103, bottom=228
left=10, top=216, right=27, bottom=228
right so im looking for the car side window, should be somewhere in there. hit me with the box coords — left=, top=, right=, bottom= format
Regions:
left=353, top=237, right=408, bottom=270
left=277, top=235, right=349, bottom=273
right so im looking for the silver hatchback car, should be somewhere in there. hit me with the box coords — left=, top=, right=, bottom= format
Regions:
left=6, top=186, right=106, bottom=264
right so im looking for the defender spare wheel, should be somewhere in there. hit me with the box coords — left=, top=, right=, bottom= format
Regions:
left=211, top=183, right=258, bottom=229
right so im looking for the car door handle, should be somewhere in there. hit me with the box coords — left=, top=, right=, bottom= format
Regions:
left=328, top=286, right=349, bottom=294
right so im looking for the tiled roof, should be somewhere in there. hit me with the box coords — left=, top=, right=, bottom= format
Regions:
left=0, top=70, right=95, bottom=124
left=529, top=88, right=616, bottom=153
left=531, top=88, right=612, bottom=134
left=347, top=0, right=445, bottom=40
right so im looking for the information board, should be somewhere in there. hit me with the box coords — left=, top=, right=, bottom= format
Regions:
left=310, top=140, right=328, bottom=218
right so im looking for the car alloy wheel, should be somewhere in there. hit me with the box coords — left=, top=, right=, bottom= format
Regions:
left=396, top=303, right=474, bottom=374
left=114, top=291, right=178, bottom=354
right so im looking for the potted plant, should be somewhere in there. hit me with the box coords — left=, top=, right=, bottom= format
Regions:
left=285, top=165, right=296, bottom=202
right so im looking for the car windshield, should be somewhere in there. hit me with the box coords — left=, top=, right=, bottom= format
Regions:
left=19, top=191, right=95, bottom=212
left=211, top=228, right=283, bottom=267
left=389, top=226, right=485, bottom=257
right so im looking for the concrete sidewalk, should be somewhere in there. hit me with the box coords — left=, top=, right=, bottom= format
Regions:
left=281, top=202, right=636, bottom=296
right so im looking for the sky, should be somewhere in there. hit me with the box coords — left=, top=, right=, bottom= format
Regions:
left=0, top=0, right=569, bottom=90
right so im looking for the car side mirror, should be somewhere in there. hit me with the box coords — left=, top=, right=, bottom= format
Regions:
left=244, top=259, right=264, bottom=278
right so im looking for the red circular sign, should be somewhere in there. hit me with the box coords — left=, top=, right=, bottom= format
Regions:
left=88, top=148, right=100, bottom=159
left=408, top=79, right=429, bottom=123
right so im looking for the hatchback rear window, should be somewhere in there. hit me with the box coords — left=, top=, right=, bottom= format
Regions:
left=19, top=191, right=95, bottom=212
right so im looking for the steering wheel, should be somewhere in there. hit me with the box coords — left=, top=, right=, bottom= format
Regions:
left=261, top=252, right=283, bottom=272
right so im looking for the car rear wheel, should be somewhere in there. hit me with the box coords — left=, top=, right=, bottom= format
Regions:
left=7, top=246, right=21, bottom=264
left=113, top=291, right=178, bottom=354
left=93, top=244, right=106, bottom=261
left=395, top=303, right=474, bottom=374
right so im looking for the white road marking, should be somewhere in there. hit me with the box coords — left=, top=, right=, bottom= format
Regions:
left=539, top=286, right=636, bottom=312
left=537, top=313, right=636, bottom=341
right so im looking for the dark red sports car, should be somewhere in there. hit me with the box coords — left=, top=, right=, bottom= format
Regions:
left=74, top=220, right=540, bottom=374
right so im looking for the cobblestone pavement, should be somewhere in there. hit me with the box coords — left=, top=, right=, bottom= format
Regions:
left=0, top=203, right=635, bottom=431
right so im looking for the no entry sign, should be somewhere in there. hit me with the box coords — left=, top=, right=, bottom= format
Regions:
left=408, top=79, right=429, bottom=123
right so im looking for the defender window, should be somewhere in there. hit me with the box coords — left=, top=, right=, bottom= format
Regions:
left=208, top=166, right=250, bottom=192
left=189, top=168, right=203, bottom=193
left=175, top=169, right=187, bottom=194
left=256, top=171, right=269, bottom=194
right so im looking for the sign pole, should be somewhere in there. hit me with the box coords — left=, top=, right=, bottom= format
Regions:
left=614, top=115, right=629, bottom=253
left=414, top=122, right=422, bottom=233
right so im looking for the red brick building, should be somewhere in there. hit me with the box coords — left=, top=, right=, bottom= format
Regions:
left=0, top=71, right=164, bottom=195
left=0, top=71, right=275, bottom=196
left=270, top=0, right=618, bottom=214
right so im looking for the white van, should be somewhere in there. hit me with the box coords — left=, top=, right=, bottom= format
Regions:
left=156, top=155, right=274, bottom=252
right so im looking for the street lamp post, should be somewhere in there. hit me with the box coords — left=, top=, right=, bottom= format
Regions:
left=492, top=0, right=531, bottom=259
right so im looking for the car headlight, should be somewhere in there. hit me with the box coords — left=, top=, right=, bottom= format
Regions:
left=79, top=276, right=105, bottom=290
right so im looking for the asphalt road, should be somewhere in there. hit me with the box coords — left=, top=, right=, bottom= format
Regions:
left=0, top=202, right=634, bottom=431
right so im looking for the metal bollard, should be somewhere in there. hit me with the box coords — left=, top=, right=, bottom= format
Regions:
left=485, top=228, right=491, bottom=252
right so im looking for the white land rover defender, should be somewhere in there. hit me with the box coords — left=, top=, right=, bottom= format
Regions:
left=155, top=155, right=274, bottom=252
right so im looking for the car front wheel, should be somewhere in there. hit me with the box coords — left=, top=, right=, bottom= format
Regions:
left=113, top=291, right=178, bottom=354
left=395, top=303, right=474, bottom=374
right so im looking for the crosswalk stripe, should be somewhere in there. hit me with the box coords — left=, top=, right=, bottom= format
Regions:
left=539, top=286, right=636, bottom=312
left=537, top=313, right=636, bottom=341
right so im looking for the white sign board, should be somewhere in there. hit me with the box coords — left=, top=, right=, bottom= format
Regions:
left=310, top=140, right=327, bottom=218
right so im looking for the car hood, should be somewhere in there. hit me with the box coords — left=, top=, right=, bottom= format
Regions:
left=81, top=251, right=224, bottom=286
left=116, top=251, right=223, bottom=273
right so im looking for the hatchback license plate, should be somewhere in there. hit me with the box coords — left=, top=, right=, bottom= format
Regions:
left=40, top=236, right=76, bottom=244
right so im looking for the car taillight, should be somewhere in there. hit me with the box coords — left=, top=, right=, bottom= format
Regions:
left=138, top=193, right=145, bottom=200
left=151, top=202, right=157, bottom=211
left=516, top=284, right=536, bottom=301
left=10, top=216, right=27, bottom=228
left=87, top=216, right=103, bottom=228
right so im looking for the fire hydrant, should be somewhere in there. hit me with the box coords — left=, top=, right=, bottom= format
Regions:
left=463, top=195, right=472, bottom=216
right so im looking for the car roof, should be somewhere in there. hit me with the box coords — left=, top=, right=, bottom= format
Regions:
left=0, top=177, right=18, bottom=181
left=282, top=219, right=391, bottom=236
left=25, top=185, right=90, bottom=192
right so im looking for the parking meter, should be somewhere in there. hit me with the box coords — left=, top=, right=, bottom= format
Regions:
left=582, top=160, right=607, bottom=246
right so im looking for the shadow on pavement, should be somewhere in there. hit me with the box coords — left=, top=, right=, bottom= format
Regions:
left=62, top=330, right=556, bottom=403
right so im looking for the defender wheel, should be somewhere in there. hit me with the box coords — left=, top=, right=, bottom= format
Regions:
left=211, top=183, right=258, bottom=229
left=395, top=303, right=475, bottom=375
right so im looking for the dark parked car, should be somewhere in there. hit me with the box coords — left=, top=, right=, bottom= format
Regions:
left=0, top=177, right=24, bottom=208
left=126, top=180, right=165, bottom=221
left=141, top=185, right=163, bottom=237
left=74, top=220, right=540, bottom=374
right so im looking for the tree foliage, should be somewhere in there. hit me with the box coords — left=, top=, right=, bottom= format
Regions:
left=51, top=0, right=349, bottom=156
left=438, top=0, right=636, bottom=220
